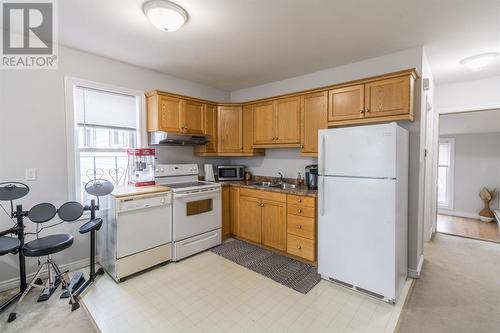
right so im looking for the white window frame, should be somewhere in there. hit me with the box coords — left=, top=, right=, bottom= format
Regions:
left=437, top=137, right=455, bottom=210
left=64, top=77, right=147, bottom=201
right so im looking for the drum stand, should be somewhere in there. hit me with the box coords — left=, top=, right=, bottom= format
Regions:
left=0, top=205, right=27, bottom=313
left=70, top=199, right=105, bottom=299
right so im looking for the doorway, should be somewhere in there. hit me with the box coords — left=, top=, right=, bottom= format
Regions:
left=434, top=109, right=500, bottom=243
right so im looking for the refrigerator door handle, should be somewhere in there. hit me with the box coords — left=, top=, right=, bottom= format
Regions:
left=319, top=135, right=326, bottom=175
left=319, top=176, right=325, bottom=216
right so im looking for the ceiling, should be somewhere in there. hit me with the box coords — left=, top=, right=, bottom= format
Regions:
left=59, top=0, right=500, bottom=91
left=440, top=109, right=500, bottom=135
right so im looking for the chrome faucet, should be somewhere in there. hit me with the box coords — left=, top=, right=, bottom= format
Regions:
left=277, top=172, right=284, bottom=183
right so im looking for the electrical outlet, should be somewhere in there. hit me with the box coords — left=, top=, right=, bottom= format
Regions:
left=25, top=168, right=37, bottom=181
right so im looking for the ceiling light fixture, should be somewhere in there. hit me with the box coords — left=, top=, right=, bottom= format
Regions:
left=143, top=0, right=188, bottom=32
left=459, top=52, right=499, bottom=71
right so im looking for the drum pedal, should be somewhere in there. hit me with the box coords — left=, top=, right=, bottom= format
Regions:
left=37, top=275, right=61, bottom=302
left=60, top=272, right=85, bottom=299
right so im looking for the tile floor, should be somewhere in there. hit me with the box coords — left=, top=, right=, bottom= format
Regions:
left=83, top=251, right=412, bottom=333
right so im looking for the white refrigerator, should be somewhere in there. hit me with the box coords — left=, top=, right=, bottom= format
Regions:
left=317, top=122, right=408, bottom=303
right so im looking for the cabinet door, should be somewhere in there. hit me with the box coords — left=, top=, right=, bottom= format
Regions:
left=183, top=100, right=204, bottom=134
left=301, top=91, right=327, bottom=154
left=217, top=106, right=242, bottom=153
left=230, top=187, right=239, bottom=235
left=328, top=85, right=365, bottom=122
left=242, top=105, right=255, bottom=153
left=261, top=199, right=286, bottom=251
left=364, top=76, right=410, bottom=118
left=238, top=195, right=262, bottom=243
left=275, top=97, right=301, bottom=144
left=159, top=96, right=183, bottom=132
left=204, top=104, right=217, bottom=152
left=221, top=186, right=231, bottom=239
left=253, top=102, right=275, bottom=144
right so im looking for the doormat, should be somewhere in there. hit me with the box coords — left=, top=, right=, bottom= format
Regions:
left=211, top=239, right=320, bottom=294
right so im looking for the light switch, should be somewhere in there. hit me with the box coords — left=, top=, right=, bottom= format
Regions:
left=25, top=168, right=37, bottom=181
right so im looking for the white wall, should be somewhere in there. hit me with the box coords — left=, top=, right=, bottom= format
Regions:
left=231, top=47, right=423, bottom=102
left=232, top=47, right=426, bottom=275
left=435, top=76, right=500, bottom=114
left=231, top=149, right=316, bottom=179
left=0, top=46, right=230, bottom=289
left=440, top=133, right=500, bottom=217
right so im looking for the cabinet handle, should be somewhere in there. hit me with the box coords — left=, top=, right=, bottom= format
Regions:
left=359, top=109, right=364, bottom=114
left=300, top=145, right=304, bottom=149
left=298, top=209, right=302, bottom=213
left=298, top=199, right=302, bottom=203
left=365, top=108, right=370, bottom=113
left=297, top=225, right=302, bottom=229
left=297, top=245, right=302, bottom=250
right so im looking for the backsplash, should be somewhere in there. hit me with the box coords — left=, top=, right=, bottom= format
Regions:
left=231, top=148, right=317, bottom=179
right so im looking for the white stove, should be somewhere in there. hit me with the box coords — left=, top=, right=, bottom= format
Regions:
left=155, top=164, right=221, bottom=261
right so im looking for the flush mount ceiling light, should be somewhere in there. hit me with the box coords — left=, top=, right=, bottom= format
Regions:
left=143, top=0, right=188, bottom=32
left=459, top=52, right=499, bottom=71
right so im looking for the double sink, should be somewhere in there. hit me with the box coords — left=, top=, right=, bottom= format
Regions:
left=249, top=181, right=297, bottom=189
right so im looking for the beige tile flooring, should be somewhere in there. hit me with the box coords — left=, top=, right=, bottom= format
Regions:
left=83, top=251, right=412, bottom=333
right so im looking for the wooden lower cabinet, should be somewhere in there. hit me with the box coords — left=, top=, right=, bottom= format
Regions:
left=221, top=186, right=231, bottom=240
left=229, top=186, right=317, bottom=263
left=238, top=195, right=262, bottom=243
left=261, top=199, right=286, bottom=251
left=286, top=194, right=317, bottom=262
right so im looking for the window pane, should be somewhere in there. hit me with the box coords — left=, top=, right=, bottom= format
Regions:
left=77, top=125, right=136, bottom=149
left=438, top=142, right=450, bottom=166
left=438, top=166, right=448, bottom=204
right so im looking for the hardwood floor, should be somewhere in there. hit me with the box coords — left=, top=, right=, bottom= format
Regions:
left=437, top=214, right=500, bottom=243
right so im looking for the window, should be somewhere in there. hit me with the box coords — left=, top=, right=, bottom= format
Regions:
left=67, top=80, right=143, bottom=204
left=438, top=138, right=455, bottom=209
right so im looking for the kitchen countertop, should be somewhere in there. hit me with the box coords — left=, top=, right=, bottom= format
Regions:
left=217, top=180, right=317, bottom=197
left=111, top=184, right=171, bottom=198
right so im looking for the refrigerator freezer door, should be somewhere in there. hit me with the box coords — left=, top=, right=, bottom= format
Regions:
left=318, top=123, right=397, bottom=179
left=318, top=176, right=396, bottom=300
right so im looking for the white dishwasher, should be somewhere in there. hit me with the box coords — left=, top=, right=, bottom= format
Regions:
left=98, top=190, right=172, bottom=282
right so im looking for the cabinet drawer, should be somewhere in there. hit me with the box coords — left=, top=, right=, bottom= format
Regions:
left=287, top=195, right=315, bottom=207
left=287, top=204, right=315, bottom=218
left=240, top=188, right=286, bottom=203
left=287, top=214, right=315, bottom=239
left=287, top=234, right=315, bottom=261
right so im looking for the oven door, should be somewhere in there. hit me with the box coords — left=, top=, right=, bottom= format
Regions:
left=173, top=188, right=221, bottom=241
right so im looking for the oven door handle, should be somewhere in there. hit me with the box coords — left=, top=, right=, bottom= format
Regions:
left=173, top=188, right=221, bottom=199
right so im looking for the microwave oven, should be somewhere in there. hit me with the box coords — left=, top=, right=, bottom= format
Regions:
left=217, top=165, right=245, bottom=181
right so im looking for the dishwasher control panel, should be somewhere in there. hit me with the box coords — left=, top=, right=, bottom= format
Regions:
left=118, top=193, right=171, bottom=213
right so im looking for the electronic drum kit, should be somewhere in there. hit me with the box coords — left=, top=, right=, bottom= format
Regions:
left=0, top=179, right=114, bottom=323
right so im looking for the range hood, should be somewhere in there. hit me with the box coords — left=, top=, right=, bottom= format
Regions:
left=149, top=131, right=209, bottom=146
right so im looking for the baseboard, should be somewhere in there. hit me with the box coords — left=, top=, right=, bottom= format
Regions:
left=0, top=257, right=90, bottom=292
left=408, top=254, right=424, bottom=278
left=438, top=209, right=479, bottom=220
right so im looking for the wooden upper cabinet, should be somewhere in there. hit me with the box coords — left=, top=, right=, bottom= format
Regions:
left=242, top=105, right=256, bottom=153
left=261, top=199, right=287, bottom=251
left=194, top=104, right=217, bottom=154
left=253, top=102, right=275, bottom=144
left=183, top=100, right=204, bottom=134
left=328, top=84, right=365, bottom=122
left=146, top=95, right=183, bottom=132
left=253, top=97, right=300, bottom=146
left=217, top=106, right=242, bottom=153
left=301, top=91, right=327, bottom=155
left=364, top=76, right=411, bottom=118
left=238, top=195, right=262, bottom=243
left=275, top=96, right=300, bottom=144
